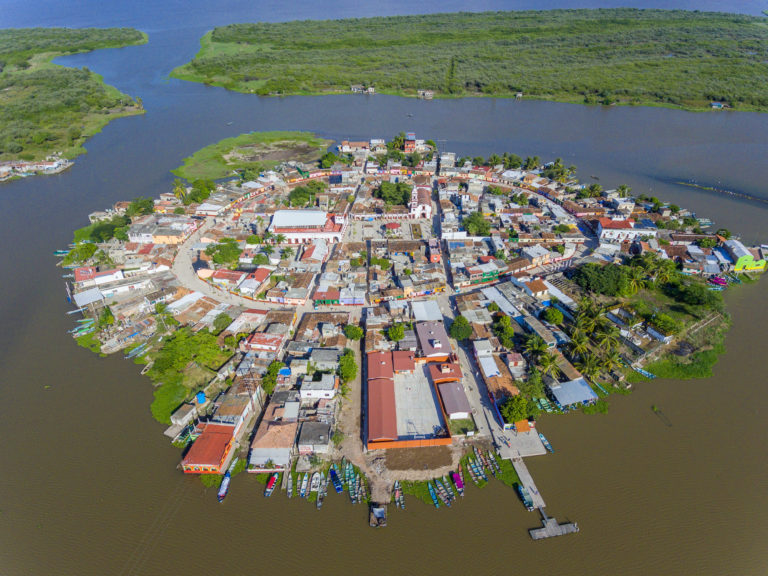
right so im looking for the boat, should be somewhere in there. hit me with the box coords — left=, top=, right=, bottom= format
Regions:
left=355, top=475, right=362, bottom=503
left=299, top=473, right=309, bottom=499
left=349, top=474, right=358, bottom=504
left=330, top=466, right=343, bottom=493
left=539, top=432, right=554, bottom=453
left=487, top=451, right=501, bottom=474
left=471, top=458, right=487, bottom=482
left=434, top=479, right=452, bottom=507
left=264, top=472, right=279, bottom=497
left=427, top=481, right=440, bottom=508
left=369, top=503, right=387, bottom=527
left=217, top=471, right=231, bottom=502
left=708, top=276, right=727, bottom=286
left=451, top=471, right=465, bottom=497
left=346, top=463, right=355, bottom=490
left=287, top=472, right=293, bottom=498
left=465, top=460, right=480, bottom=485
left=458, top=464, right=466, bottom=490
left=358, top=476, right=367, bottom=503
left=341, top=457, right=347, bottom=483
left=310, top=472, right=321, bottom=493
left=516, top=483, right=534, bottom=511
left=443, top=475, right=456, bottom=500
left=393, top=481, right=403, bottom=509
left=317, top=473, right=326, bottom=509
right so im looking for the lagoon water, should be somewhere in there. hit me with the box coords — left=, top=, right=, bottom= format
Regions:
left=1, top=2, right=768, bottom=574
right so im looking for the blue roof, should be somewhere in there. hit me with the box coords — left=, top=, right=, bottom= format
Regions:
left=278, top=367, right=291, bottom=376
left=549, top=377, right=598, bottom=407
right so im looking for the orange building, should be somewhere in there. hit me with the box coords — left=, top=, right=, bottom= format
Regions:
left=181, top=423, right=235, bottom=474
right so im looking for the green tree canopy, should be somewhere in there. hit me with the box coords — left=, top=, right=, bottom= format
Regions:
left=343, top=324, right=364, bottom=340
left=388, top=323, right=405, bottom=342
left=542, top=307, right=564, bottom=325
left=205, top=237, right=242, bottom=268
left=213, top=312, right=233, bottom=334
left=463, top=211, right=491, bottom=236
left=339, top=349, right=357, bottom=383
left=500, top=395, right=539, bottom=423
left=449, top=315, right=473, bottom=341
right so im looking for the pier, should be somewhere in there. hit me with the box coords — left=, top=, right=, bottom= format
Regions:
left=510, top=457, right=546, bottom=509
left=529, top=509, right=579, bottom=540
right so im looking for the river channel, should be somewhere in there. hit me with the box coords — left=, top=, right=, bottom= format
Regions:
left=1, top=2, right=768, bottom=574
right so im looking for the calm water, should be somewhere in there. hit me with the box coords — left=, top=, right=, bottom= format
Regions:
left=1, top=2, right=768, bottom=574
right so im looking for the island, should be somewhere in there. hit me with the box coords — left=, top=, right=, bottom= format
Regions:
left=59, top=131, right=765, bottom=535
left=0, top=27, right=147, bottom=181
left=170, top=9, right=768, bottom=112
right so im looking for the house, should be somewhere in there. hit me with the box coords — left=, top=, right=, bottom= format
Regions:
left=547, top=377, right=598, bottom=410
left=181, top=423, right=235, bottom=474
left=505, top=352, right=527, bottom=379
left=242, top=332, right=285, bottom=353
left=523, top=279, right=549, bottom=300
left=522, top=244, right=551, bottom=267
left=300, top=373, right=339, bottom=401
left=520, top=315, right=557, bottom=348
left=310, top=348, right=342, bottom=371
left=437, top=382, right=471, bottom=420
left=297, top=421, right=332, bottom=455
left=429, top=362, right=462, bottom=384
left=648, top=324, right=675, bottom=344
left=415, top=321, right=451, bottom=362
left=248, top=405, right=298, bottom=468
left=724, top=239, right=766, bottom=272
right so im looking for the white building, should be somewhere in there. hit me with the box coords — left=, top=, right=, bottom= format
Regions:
left=269, top=210, right=346, bottom=244
left=299, top=373, right=339, bottom=401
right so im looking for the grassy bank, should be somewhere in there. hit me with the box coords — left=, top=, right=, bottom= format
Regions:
left=0, top=28, right=148, bottom=163
left=171, top=10, right=768, bottom=111
left=172, top=131, right=333, bottom=181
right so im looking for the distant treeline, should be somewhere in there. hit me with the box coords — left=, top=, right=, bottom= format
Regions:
left=0, top=28, right=147, bottom=162
left=172, top=9, right=768, bottom=110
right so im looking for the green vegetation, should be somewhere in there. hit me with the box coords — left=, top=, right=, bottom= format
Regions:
left=343, top=324, right=363, bottom=340
left=449, top=315, right=473, bottom=341
left=448, top=417, right=476, bottom=436
left=171, top=10, right=768, bottom=111
left=288, top=179, right=325, bottom=207
left=200, top=474, right=222, bottom=488
left=262, top=360, right=285, bottom=395
left=369, top=256, right=391, bottom=270
left=338, top=349, right=357, bottom=383
left=62, top=242, right=97, bottom=265
left=491, top=314, right=515, bottom=349
left=171, top=131, right=332, bottom=181
left=212, top=312, right=233, bottom=334
left=374, top=181, right=412, bottom=206
left=463, top=211, right=490, bottom=236
left=205, top=238, right=242, bottom=268
left=500, top=395, right=539, bottom=423
left=0, top=28, right=147, bottom=162
left=388, top=323, right=405, bottom=342
left=146, top=327, right=233, bottom=423
left=75, top=331, right=103, bottom=355
left=542, top=307, right=564, bottom=325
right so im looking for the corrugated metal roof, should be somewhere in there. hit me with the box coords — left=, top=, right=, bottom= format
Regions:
left=549, top=377, right=598, bottom=407
left=271, top=210, right=327, bottom=228
left=368, top=379, right=397, bottom=441
left=438, top=382, right=471, bottom=415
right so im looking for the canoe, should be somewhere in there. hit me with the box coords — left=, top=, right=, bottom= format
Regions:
left=465, top=461, right=479, bottom=485
left=443, top=475, right=456, bottom=500
left=317, top=473, right=326, bottom=509
left=452, top=471, right=464, bottom=497
left=434, top=479, right=451, bottom=507
left=538, top=432, right=554, bottom=453
left=264, top=472, right=279, bottom=497
left=487, top=451, right=501, bottom=473
left=349, top=474, right=358, bottom=504
left=310, top=472, right=321, bottom=493
left=341, top=457, right=347, bottom=483
left=355, top=475, right=362, bottom=504
left=299, top=473, right=309, bottom=499
left=330, top=466, right=343, bottom=493
left=287, top=472, right=293, bottom=498
left=217, top=471, right=231, bottom=503
left=516, top=483, right=534, bottom=511
left=393, top=481, right=402, bottom=509
left=427, top=481, right=440, bottom=508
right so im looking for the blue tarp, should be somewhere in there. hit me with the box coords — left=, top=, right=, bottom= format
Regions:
left=278, top=367, right=291, bottom=376
left=549, top=377, right=598, bottom=408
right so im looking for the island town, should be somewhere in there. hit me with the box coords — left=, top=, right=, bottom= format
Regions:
left=59, top=132, right=765, bottom=536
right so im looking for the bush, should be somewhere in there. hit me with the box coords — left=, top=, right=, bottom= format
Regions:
left=388, top=323, right=405, bottom=342
left=542, top=307, right=564, bottom=325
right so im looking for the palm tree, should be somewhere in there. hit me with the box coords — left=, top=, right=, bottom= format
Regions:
left=524, top=334, right=547, bottom=359
left=172, top=178, right=186, bottom=200
left=262, top=245, right=274, bottom=256
left=281, top=247, right=294, bottom=259
left=538, top=351, right=562, bottom=381
left=576, top=353, right=601, bottom=382
left=627, top=266, right=646, bottom=295
left=576, top=313, right=597, bottom=335
left=577, top=297, right=596, bottom=319
left=274, top=233, right=286, bottom=245
left=569, top=331, right=589, bottom=359
left=255, top=215, right=264, bottom=233
left=617, top=184, right=631, bottom=197
left=655, top=259, right=676, bottom=284
left=263, top=230, right=273, bottom=242
left=596, top=326, right=620, bottom=351
left=602, top=350, right=621, bottom=373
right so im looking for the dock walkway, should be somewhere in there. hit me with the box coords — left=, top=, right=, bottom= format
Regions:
left=529, top=511, right=579, bottom=540
left=511, top=457, right=546, bottom=509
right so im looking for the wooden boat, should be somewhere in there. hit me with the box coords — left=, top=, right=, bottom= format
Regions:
left=487, top=450, right=501, bottom=473
left=346, top=463, right=355, bottom=491
left=310, top=472, right=321, bottom=493
left=299, top=473, right=309, bottom=499
left=217, top=471, right=231, bottom=502
left=341, top=457, right=347, bottom=483
left=427, top=481, right=440, bottom=508
left=443, top=475, right=456, bottom=500
left=538, top=432, right=554, bottom=453
left=358, top=476, right=367, bottom=503
left=264, top=472, right=279, bottom=497
left=466, top=461, right=480, bottom=485
left=393, top=481, right=403, bottom=509
left=434, top=479, right=452, bottom=507
left=355, top=475, right=362, bottom=504
left=349, top=474, right=358, bottom=504
left=708, top=276, right=727, bottom=286
left=369, top=503, right=387, bottom=527
left=472, top=458, right=487, bottom=482
left=287, top=472, right=293, bottom=498
left=317, top=473, right=326, bottom=509
left=516, top=483, right=534, bottom=511
left=459, top=464, right=467, bottom=490
left=451, top=471, right=465, bottom=497
left=330, top=465, right=343, bottom=493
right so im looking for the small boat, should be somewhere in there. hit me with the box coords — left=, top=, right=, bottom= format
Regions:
left=358, top=476, right=367, bottom=503
left=355, top=475, right=362, bottom=503
left=452, top=471, right=465, bottom=497
left=458, top=464, right=466, bottom=489
left=475, top=459, right=488, bottom=482
left=442, top=475, right=456, bottom=500
left=330, top=466, right=343, bottom=493
left=349, top=474, right=358, bottom=504
left=310, top=472, right=321, bottom=493
left=427, top=481, right=440, bottom=508
left=708, top=276, right=727, bottom=286
left=369, top=503, right=387, bottom=527
left=317, top=473, right=326, bottom=509
left=466, top=461, right=480, bottom=485
left=516, top=483, right=534, bottom=511
left=393, top=481, right=403, bottom=509
left=539, top=432, right=554, bottom=453
left=434, top=479, right=451, bottom=507
left=264, top=472, right=279, bottom=497
left=299, top=473, right=309, bottom=499
left=341, top=457, right=347, bottom=483
left=217, top=471, right=231, bottom=502
left=346, top=463, right=355, bottom=490
left=487, top=451, right=501, bottom=474
left=287, top=472, right=293, bottom=498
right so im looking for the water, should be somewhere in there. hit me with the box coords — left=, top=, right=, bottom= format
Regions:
left=1, top=2, right=768, bottom=574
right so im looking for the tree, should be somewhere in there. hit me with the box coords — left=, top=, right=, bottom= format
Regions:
left=339, top=349, right=357, bottom=383
left=388, top=323, right=405, bottom=342
left=172, top=178, right=186, bottom=200
left=500, top=395, right=538, bottom=423
left=449, top=315, right=473, bottom=341
left=517, top=368, right=545, bottom=399
left=524, top=334, right=547, bottom=359
left=213, top=312, right=232, bottom=335
left=126, top=196, right=154, bottom=217
left=343, top=325, right=364, bottom=340
left=627, top=266, right=647, bottom=295
left=576, top=353, right=601, bottom=381
left=715, top=228, right=732, bottom=239
left=537, top=351, right=561, bottom=380
left=595, top=326, right=619, bottom=351
left=602, top=350, right=621, bottom=373
left=463, top=211, right=490, bottom=236
left=374, top=181, right=412, bottom=206
left=617, top=184, right=631, bottom=197
left=262, top=361, right=284, bottom=395
left=487, top=302, right=500, bottom=313
left=320, top=152, right=339, bottom=168
left=569, top=331, right=589, bottom=359
left=697, top=237, right=718, bottom=249
left=205, top=238, right=242, bottom=268
left=262, top=245, right=274, bottom=256
left=541, top=307, right=563, bottom=325
left=273, top=233, right=286, bottom=244
left=492, top=314, right=515, bottom=348
left=651, top=313, right=680, bottom=335
left=281, top=246, right=294, bottom=259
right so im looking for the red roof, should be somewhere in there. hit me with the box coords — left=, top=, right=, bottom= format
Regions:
left=367, top=351, right=394, bottom=381
left=138, top=243, right=155, bottom=255
left=368, top=379, right=397, bottom=441
left=392, top=351, right=416, bottom=373
left=429, top=362, right=462, bottom=383
left=74, top=266, right=96, bottom=283
left=598, top=217, right=634, bottom=230
left=301, top=245, right=317, bottom=260
left=250, top=267, right=271, bottom=283
left=385, top=223, right=400, bottom=230
left=314, top=288, right=341, bottom=300
left=211, top=269, right=246, bottom=283
left=182, top=424, right=234, bottom=468
left=246, top=332, right=285, bottom=350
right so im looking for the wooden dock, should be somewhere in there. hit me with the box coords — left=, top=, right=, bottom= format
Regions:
left=529, top=510, right=579, bottom=540
left=511, top=457, right=546, bottom=509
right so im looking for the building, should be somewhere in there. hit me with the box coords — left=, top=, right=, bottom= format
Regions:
left=415, top=321, right=451, bottom=362
left=299, top=373, right=339, bottom=401
left=547, top=377, right=598, bottom=410
left=596, top=218, right=657, bottom=243
left=437, top=382, right=471, bottom=420
left=297, top=422, right=332, bottom=455
left=410, top=187, right=432, bottom=219
left=248, top=405, right=298, bottom=469
left=724, top=239, right=766, bottom=272
left=269, top=210, right=345, bottom=244
left=181, top=423, right=235, bottom=474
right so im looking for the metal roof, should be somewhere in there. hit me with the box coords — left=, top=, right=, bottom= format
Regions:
left=271, top=210, right=327, bottom=229
left=548, top=377, right=598, bottom=407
